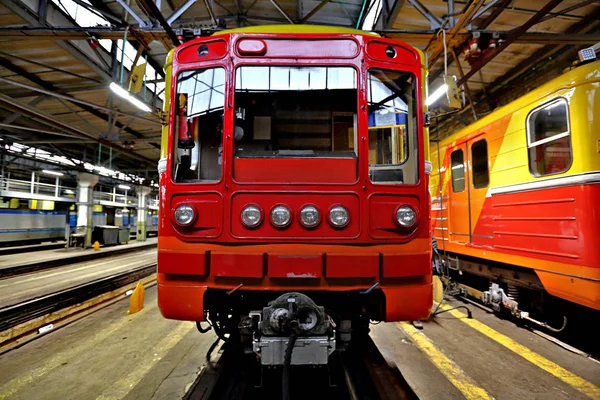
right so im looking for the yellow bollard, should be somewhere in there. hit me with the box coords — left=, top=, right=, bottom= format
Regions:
left=127, top=282, right=145, bottom=315
left=433, top=275, right=444, bottom=304
left=93, top=241, right=100, bottom=251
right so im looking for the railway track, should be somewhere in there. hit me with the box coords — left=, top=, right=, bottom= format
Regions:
left=0, top=263, right=156, bottom=351
left=185, top=335, right=417, bottom=400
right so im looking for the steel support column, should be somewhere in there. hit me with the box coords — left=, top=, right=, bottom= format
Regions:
left=136, top=186, right=151, bottom=241
left=76, top=172, right=99, bottom=247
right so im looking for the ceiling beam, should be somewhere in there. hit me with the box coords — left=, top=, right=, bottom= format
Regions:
left=0, top=57, right=160, bottom=146
left=406, top=0, right=441, bottom=29
left=0, top=76, right=159, bottom=125
left=301, top=0, right=329, bottom=23
left=457, top=0, right=565, bottom=86
left=135, top=0, right=181, bottom=45
left=270, top=0, right=295, bottom=23
left=0, top=93, right=156, bottom=166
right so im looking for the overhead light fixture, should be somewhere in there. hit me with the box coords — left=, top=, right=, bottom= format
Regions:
left=109, top=82, right=152, bottom=113
left=42, top=169, right=64, bottom=176
left=118, top=184, right=131, bottom=190
left=426, top=84, right=448, bottom=107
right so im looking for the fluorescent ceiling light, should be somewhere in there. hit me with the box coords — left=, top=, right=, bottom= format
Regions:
left=109, top=82, right=152, bottom=113
left=426, top=84, right=448, bottom=107
left=118, top=184, right=131, bottom=190
left=42, top=169, right=64, bottom=176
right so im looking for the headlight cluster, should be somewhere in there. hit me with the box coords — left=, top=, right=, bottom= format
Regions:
left=395, top=205, right=417, bottom=228
left=240, top=204, right=349, bottom=229
left=174, top=204, right=195, bottom=226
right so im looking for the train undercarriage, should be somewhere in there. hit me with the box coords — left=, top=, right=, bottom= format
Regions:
left=437, top=252, right=598, bottom=344
left=199, top=289, right=385, bottom=367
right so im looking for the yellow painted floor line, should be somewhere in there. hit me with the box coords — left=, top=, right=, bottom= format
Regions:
left=95, top=321, right=194, bottom=400
left=439, top=303, right=600, bottom=400
left=397, top=322, right=493, bottom=400
left=0, top=308, right=151, bottom=400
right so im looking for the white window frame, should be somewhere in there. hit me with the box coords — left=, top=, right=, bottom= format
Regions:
left=525, top=97, right=572, bottom=177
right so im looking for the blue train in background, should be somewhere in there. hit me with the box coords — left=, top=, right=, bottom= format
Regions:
left=0, top=206, right=157, bottom=246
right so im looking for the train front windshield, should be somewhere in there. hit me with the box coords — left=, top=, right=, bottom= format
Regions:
left=172, top=65, right=418, bottom=185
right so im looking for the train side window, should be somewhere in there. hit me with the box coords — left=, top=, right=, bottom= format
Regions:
left=526, top=98, right=572, bottom=177
left=471, top=139, right=489, bottom=189
left=450, top=149, right=465, bottom=192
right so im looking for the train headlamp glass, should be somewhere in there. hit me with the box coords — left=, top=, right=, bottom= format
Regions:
left=270, top=205, right=292, bottom=228
left=299, top=205, right=320, bottom=228
left=241, top=205, right=262, bottom=228
left=328, top=205, right=349, bottom=228
left=396, top=205, right=417, bottom=227
left=174, top=204, right=195, bottom=226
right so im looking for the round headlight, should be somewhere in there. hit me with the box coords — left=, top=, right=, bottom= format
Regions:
left=241, top=205, right=262, bottom=228
left=299, top=205, right=320, bottom=228
left=270, top=205, right=292, bottom=228
left=396, top=205, right=417, bottom=227
left=174, top=204, right=195, bottom=226
left=328, top=205, right=349, bottom=228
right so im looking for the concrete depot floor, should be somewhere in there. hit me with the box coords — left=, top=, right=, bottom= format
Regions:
left=0, top=286, right=216, bottom=400
left=1, top=289, right=599, bottom=400
left=0, top=238, right=157, bottom=272
left=0, top=249, right=157, bottom=307
left=371, top=298, right=600, bottom=400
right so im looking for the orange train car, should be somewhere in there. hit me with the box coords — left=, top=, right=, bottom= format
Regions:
left=430, top=59, right=600, bottom=327
left=157, top=25, right=433, bottom=366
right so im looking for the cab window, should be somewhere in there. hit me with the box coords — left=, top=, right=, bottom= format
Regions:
left=172, top=68, right=225, bottom=183
left=527, top=98, right=572, bottom=177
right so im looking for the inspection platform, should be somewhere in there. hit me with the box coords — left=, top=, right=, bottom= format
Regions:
left=0, top=237, right=157, bottom=277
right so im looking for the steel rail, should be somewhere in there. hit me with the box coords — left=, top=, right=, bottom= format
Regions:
left=184, top=335, right=417, bottom=399
left=0, top=263, right=156, bottom=333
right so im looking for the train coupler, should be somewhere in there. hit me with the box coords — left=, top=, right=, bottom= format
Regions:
left=239, top=292, right=337, bottom=366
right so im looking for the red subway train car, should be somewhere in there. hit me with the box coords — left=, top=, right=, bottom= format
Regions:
left=157, top=25, right=432, bottom=365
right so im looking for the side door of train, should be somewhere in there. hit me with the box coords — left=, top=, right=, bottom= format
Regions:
left=447, top=134, right=489, bottom=245
left=448, top=143, right=471, bottom=244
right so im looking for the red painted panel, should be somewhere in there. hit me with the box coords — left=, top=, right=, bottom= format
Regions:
left=326, top=253, right=379, bottom=278
left=233, top=157, right=357, bottom=184
left=230, top=193, right=360, bottom=240
left=177, top=40, right=228, bottom=63
left=158, top=249, right=206, bottom=275
left=171, top=194, right=223, bottom=238
left=368, top=195, right=421, bottom=239
left=488, top=184, right=599, bottom=267
left=382, top=253, right=429, bottom=277
left=211, top=252, right=263, bottom=278
left=235, top=39, right=359, bottom=59
left=158, top=282, right=206, bottom=321
left=267, top=253, right=322, bottom=278
left=383, top=283, right=432, bottom=321
left=366, top=42, right=417, bottom=65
